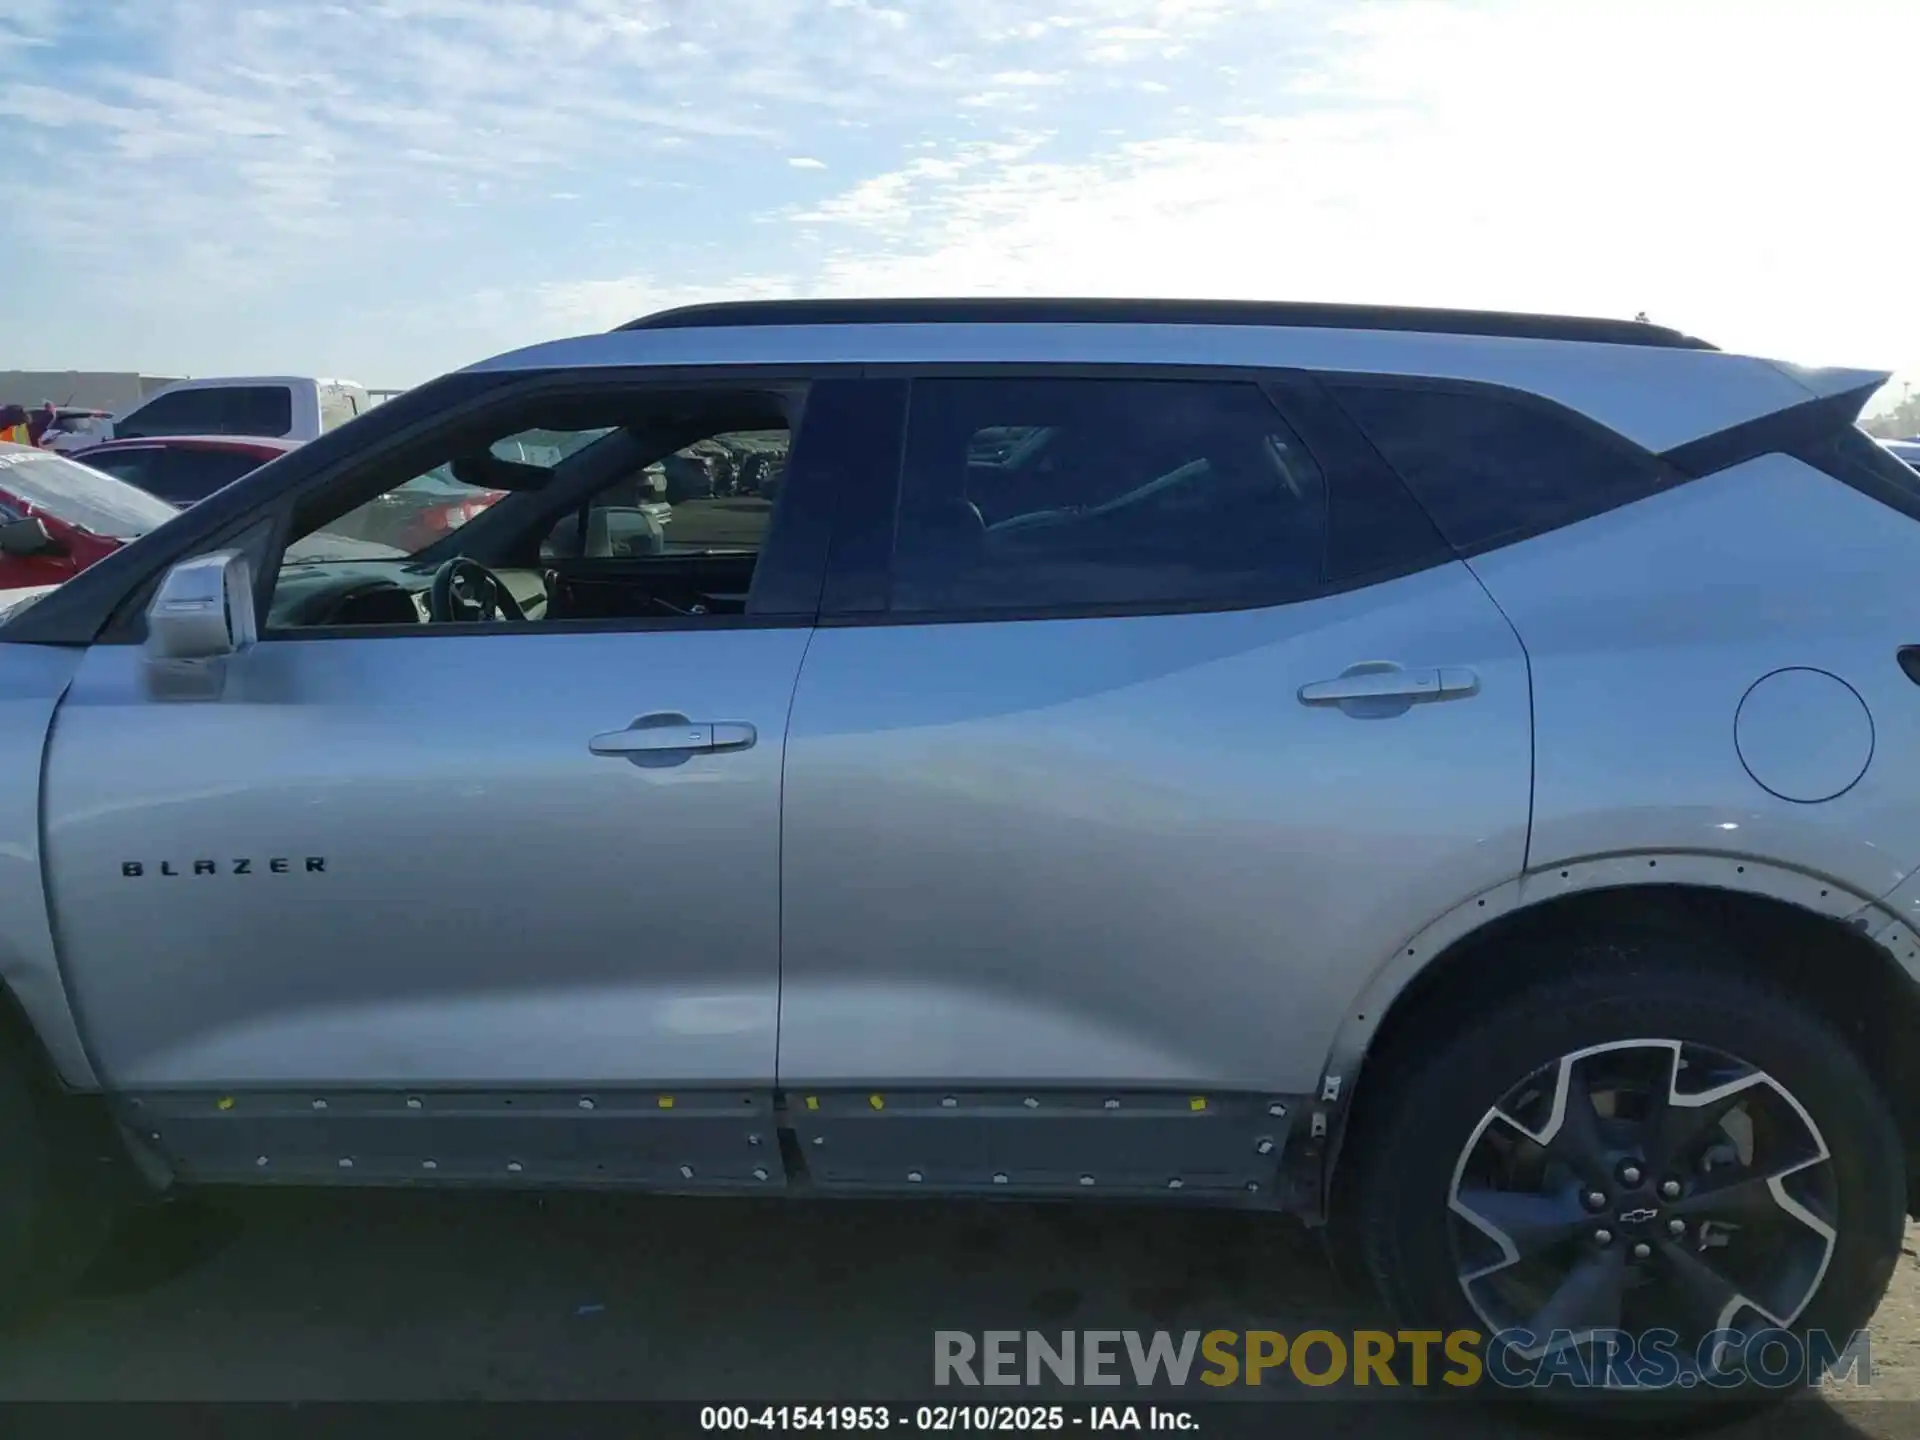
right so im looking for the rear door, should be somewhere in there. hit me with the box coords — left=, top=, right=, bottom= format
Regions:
left=777, top=369, right=1533, bottom=1196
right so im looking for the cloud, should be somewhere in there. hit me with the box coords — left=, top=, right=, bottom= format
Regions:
left=3, top=0, right=1916, bottom=396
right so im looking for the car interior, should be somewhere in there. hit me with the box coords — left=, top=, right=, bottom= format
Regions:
left=264, top=391, right=792, bottom=633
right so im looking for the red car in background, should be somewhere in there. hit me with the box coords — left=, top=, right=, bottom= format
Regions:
left=0, top=442, right=182, bottom=590
left=72, top=434, right=298, bottom=507
left=74, top=435, right=506, bottom=551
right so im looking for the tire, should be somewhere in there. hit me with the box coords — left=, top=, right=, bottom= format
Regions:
left=1349, top=928, right=1905, bottom=1427
left=0, top=1042, right=106, bottom=1325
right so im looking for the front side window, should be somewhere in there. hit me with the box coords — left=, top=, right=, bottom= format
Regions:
left=890, top=378, right=1327, bottom=614
left=264, top=391, right=795, bottom=632
left=117, top=385, right=295, bottom=440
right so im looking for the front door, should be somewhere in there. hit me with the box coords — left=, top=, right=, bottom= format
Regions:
left=42, top=377, right=826, bottom=1189
left=776, top=371, right=1533, bottom=1196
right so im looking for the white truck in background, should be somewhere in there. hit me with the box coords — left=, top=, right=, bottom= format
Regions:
left=109, top=376, right=371, bottom=443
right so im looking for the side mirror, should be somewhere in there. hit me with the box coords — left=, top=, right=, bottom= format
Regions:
left=0, top=517, right=61, bottom=557
left=144, top=549, right=257, bottom=661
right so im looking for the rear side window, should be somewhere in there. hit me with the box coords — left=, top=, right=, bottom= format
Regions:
left=117, top=386, right=293, bottom=440
left=1326, top=381, right=1674, bottom=553
left=890, top=378, right=1327, bottom=614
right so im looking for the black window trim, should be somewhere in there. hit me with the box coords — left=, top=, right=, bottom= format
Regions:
left=816, top=362, right=1450, bottom=630
left=1318, top=371, right=1694, bottom=559
left=47, top=364, right=860, bottom=648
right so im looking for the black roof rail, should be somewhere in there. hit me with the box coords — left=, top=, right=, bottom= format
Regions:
left=615, top=297, right=1715, bottom=350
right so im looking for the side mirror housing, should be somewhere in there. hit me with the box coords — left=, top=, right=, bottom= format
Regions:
left=144, top=549, right=257, bottom=661
left=0, top=516, right=61, bottom=557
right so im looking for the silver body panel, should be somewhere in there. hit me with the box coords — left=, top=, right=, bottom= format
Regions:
left=43, top=629, right=807, bottom=1089
left=1471, top=455, right=1920, bottom=900
left=0, top=307, right=1912, bottom=1214
left=0, top=643, right=92, bottom=1085
left=779, top=562, right=1531, bottom=1095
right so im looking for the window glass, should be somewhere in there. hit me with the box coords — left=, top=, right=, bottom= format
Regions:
left=67, top=447, right=157, bottom=492
left=318, top=389, right=360, bottom=432
left=890, top=378, right=1326, bottom=613
left=1327, top=383, right=1668, bottom=552
left=116, top=385, right=295, bottom=440
left=263, top=395, right=797, bottom=633
left=0, top=449, right=180, bottom=540
left=543, top=429, right=790, bottom=561
left=151, top=448, right=267, bottom=505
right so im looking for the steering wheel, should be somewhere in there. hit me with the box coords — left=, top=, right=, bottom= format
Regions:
left=428, top=556, right=527, bottom=624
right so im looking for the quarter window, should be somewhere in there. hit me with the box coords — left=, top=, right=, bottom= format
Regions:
left=890, top=378, right=1327, bottom=614
left=1326, top=382, right=1672, bottom=553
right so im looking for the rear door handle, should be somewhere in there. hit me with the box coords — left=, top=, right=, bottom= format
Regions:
left=1298, top=665, right=1480, bottom=707
left=589, top=713, right=757, bottom=756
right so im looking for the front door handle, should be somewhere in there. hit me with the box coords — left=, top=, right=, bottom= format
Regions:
left=1298, top=664, right=1480, bottom=711
left=589, top=712, right=757, bottom=756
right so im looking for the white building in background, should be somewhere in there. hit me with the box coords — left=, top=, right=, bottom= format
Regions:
left=0, top=371, right=184, bottom=414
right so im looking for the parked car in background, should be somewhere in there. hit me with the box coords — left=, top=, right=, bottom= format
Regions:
left=0, top=442, right=180, bottom=589
left=109, top=376, right=370, bottom=444
left=326, top=464, right=510, bottom=552
left=71, top=435, right=297, bottom=507
left=36, top=408, right=114, bottom=454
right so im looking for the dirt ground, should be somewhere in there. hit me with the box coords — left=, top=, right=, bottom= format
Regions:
left=0, top=1188, right=1914, bottom=1435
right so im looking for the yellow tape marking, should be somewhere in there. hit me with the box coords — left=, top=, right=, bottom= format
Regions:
left=1189, top=1096, right=1208, bottom=1112
left=805, top=1095, right=820, bottom=1111
left=216, top=1096, right=234, bottom=1111
left=869, top=1094, right=885, bottom=1111
left=657, top=1096, right=674, bottom=1109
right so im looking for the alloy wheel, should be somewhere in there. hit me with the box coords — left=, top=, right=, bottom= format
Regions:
left=1448, top=1037, right=1837, bottom=1365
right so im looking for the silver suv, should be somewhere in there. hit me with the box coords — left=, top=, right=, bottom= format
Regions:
left=2, top=299, right=1915, bottom=1416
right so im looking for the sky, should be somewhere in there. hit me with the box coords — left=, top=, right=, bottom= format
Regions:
left=1, top=0, right=1917, bottom=407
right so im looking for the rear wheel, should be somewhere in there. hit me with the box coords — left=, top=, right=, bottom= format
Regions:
left=1351, top=932, right=1904, bottom=1423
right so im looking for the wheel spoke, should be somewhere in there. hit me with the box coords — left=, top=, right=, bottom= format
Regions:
left=1645, top=1085, right=1751, bottom=1177
left=1656, top=1237, right=1764, bottom=1334
left=1668, top=1172, right=1779, bottom=1225
left=1526, top=1247, right=1628, bottom=1339
left=1542, top=1058, right=1609, bottom=1170
left=1453, top=1185, right=1588, bottom=1261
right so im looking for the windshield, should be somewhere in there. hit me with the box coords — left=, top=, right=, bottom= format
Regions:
left=0, top=449, right=180, bottom=540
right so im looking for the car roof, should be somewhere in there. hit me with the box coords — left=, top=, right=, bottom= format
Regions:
left=616, top=297, right=1715, bottom=350
left=469, top=307, right=1865, bottom=455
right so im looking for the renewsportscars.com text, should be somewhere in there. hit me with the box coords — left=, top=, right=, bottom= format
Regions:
left=934, top=1327, right=1873, bottom=1391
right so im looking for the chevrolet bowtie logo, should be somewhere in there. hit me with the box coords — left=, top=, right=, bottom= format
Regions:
left=1617, top=1207, right=1660, bottom=1225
